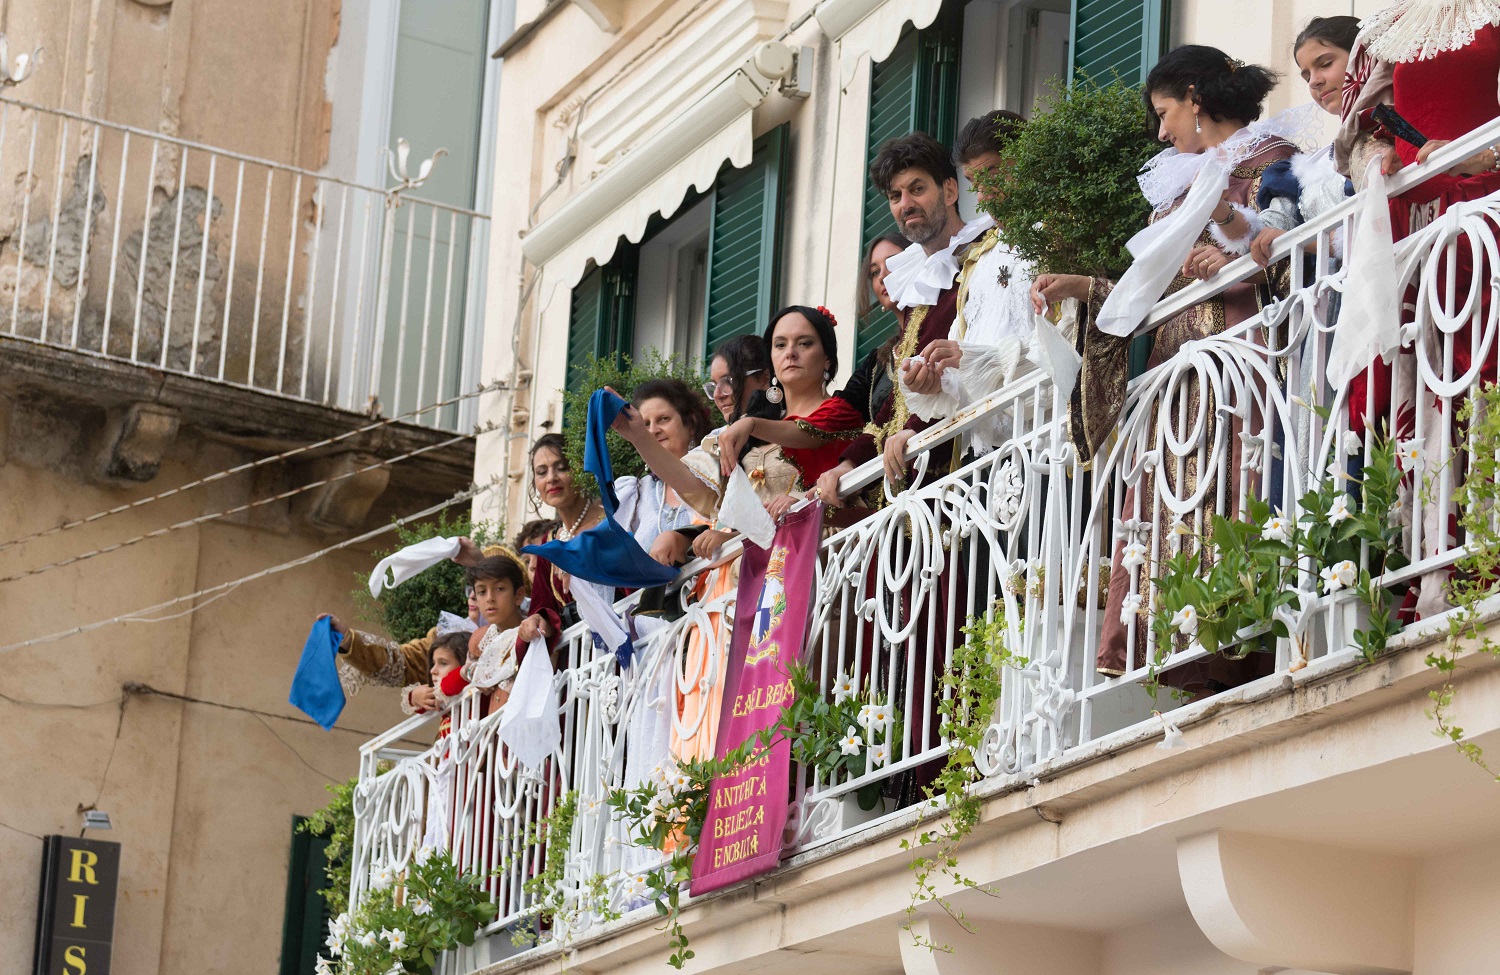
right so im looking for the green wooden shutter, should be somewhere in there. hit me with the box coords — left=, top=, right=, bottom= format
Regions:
left=566, top=255, right=637, bottom=392
left=279, top=819, right=333, bottom=975
left=1070, top=0, right=1171, bottom=88
left=855, top=11, right=963, bottom=364
left=703, top=124, right=789, bottom=356
left=566, top=266, right=605, bottom=393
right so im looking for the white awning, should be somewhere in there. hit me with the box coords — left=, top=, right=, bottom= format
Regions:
left=522, top=42, right=797, bottom=293
left=813, top=0, right=944, bottom=86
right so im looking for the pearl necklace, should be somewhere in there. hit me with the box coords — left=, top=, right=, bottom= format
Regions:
left=556, top=499, right=598, bottom=541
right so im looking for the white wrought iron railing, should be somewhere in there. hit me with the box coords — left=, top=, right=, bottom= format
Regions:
left=0, top=96, right=487, bottom=432
left=349, top=124, right=1500, bottom=960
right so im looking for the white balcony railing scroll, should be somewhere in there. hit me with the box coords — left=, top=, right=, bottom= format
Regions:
left=350, top=122, right=1500, bottom=961
left=0, top=96, right=488, bottom=432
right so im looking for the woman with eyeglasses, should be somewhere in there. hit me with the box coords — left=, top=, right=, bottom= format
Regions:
left=612, top=377, right=713, bottom=563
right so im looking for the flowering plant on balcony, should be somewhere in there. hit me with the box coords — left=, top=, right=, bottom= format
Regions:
left=320, top=846, right=497, bottom=975
left=786, top=665, right=903, bottom=810
left=1148, top=433, right=1408, bottom=677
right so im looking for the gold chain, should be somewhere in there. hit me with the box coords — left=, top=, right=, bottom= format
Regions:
left=865, top=303, right=930, bottom=451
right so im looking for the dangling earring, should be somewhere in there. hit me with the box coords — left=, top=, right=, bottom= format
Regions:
left=823, top=370, right=831, bottom=384
left=1194, top=113, right=1202, bottom=134
left=766, top=376, right=783, bottom=404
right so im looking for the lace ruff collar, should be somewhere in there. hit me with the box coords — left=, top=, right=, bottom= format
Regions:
left=1136, top=104, right=1325, bottom=212
left=1360, top=0, right=1500, bottom=62
left=884, top=214, right=996, bottom=310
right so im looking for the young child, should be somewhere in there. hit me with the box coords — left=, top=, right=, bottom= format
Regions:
left=459, top=549, right=530, bottom=714
left=400, top=631, right=470, bottom=740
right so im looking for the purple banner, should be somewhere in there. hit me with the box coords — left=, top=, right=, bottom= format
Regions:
left=690, top=502, right=822, bottom=895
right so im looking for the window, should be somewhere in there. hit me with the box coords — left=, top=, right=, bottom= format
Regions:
left=279, top=818, right=332, bottom=975
left=855, top=9, right=964, bottom=365
left=633, top=196, right=711, bottom=364
left=703, top=125, right=789, bottom=356
left=566, top=256, right=637, bottom=392
left=1069, top=0, right=1171, bottom=87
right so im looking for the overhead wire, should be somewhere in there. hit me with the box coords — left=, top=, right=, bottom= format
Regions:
left=0, top=479, right=497, bottom=654
left=0, top=378, right=507, bottom=553
left=0, top=425, right=491, bottom=583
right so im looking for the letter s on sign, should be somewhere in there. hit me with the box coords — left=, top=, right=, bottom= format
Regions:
left=63, top=945, right=87, bottom=975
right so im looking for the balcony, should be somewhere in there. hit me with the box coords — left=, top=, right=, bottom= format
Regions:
left=0, top=96, right=488, bottom=434
left=349, top=128, right=1500, bottom=974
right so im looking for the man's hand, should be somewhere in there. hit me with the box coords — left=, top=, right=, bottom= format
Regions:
left=453, top=536, right=482, bottom=567
left=922, top=339, right=963, bottom=372
left=1249, top=228, right=1285, bottom=267
left=901, top=357, right=943, bottom=396
left=518, top=613, right=550, bottom=643
left=815, top=461, right=854, bottom=508
left=692, top=528, right=734, bottom=560
left=649, top=530, right=691, bottom=566
left=410, top=685, right=438, bottom=710
left=316, top=613, right=348, bottom=637
left=882, top=429, right=915, bottom=485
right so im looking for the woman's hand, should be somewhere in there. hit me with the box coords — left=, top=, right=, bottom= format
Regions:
left=649, top=530, right=690, bottom=566
left=692, top=528, right=734, bottom=560
left=900, top=357, right=943, bottom=396
left=717, top=416, right=757, bottom=478
left=765, top=494, right=799, bottom=523
left=815, top=461, right=854, bottom=508
left=452, top=536, right=483, bottom=566
left=608, top=390, right=648, bottom=443
left=1416, top=139, right=1495, bottom=176
left=882, top=429, right=914, bottom=485
left=517, top=613, right=550, bottom=643
left=1376, top=142, right=1404, bottom=177
left=1030, top=274, right=1091, bottom=314
left=316, top=613, right=348, bottom=637
left=1182, top=244, right=1230, bottom=280
left=1249, top=228, right=1285, bottom=267
left=921, top=339, right=963, bottom=373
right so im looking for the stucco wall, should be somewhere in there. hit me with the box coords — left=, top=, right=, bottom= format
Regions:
left=0, top=429, right=423, bottom=973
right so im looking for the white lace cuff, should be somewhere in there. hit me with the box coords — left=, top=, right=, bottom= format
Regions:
left=1207, top=203, right=1262, bottom=255
left=400, top=684, right=425, bottom=715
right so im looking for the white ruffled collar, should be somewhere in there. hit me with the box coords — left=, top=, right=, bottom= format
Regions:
left=1136, top=104, right=1325, bottom=212
left=1359, top=0, right=1500, bottom=62
left=884, top=214, right=996, bottom=310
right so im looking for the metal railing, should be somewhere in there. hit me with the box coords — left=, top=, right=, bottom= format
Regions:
left=349, top=124, right=1500, bottom=959
left=0, top=97, right=488, bottom=431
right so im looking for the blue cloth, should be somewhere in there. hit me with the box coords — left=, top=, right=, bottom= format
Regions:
left=1256, top=158, right=1304, bottom=222
left=522, top=389, right=678, bottom=590
left=289, top=617, right=347, bottom=730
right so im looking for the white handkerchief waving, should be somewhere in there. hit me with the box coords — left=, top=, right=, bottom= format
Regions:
left=497, top=637, right=560, bottom=770
left=368, top=535, right=462, bottom=597
left=716, top=465, right=777, bottom=550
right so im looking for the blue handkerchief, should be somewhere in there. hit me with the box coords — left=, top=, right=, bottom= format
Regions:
left=523, top=389, right=678, bottom=590
left=289, top=616, right=347, bottom=730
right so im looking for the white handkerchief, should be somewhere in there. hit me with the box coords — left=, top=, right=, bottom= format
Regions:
left=368, top=536, right=461, bottom=597
left=716, top=465, right=777, bottom=550
left=1328, top=158, right=1401, bottom=390
left=1028, top=312, right=1083, bottom=403
left=572, top=577, right=630, bottom=660
left=497, top=637, right=560, bottom=770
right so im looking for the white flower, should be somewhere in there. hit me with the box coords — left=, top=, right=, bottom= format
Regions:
left=832, top=671, right=855, bottom=703
left=870, top=742, right=890, bottom=766
left=622, top=873, right=649, bottom=900
left=329, top=913, right=350, bottom=939
left=413, top=845, right=436, bottom=867
left=1397, top=437, right=1424, bottom=472
left=357, top=930, right=379, bottom=948
left=1121, top=541, right=1149, bottom=571
left=370, top=864, right=395, bottom=891
left=860, top=701, right=892, bottom=741
left=1170, top=604, right=1199, bottom=638
left=383, top=928, right=407, bottom=951
left=1342, top=430, right=1363, bottom=456
left=669, top=770, right=692, bottom=794
left=1168, top=516, right=1191, bottom=553
left=1327, top=494, right=1353, bottom=525
left=324, top=933, right=343, bottom=958
left=1326, top=460, right=1349, bottom=483
left=1320, top=559, right=1357, bottom=593
left=385, top=965, right=406, bottom=975
left=1262, top=512, right=1290, bottom=543
left=1120, top=592, right=1143, bottom=627
left=1156, top=715, right=1187, bottom=750
left=839, top=727, right=862, bottom=756
left=856, top=703, right=877, bottom=728
left=1291, top=395, right=1312, bottom=410
left=315, top=957, right=334, bottom=975
left=410, top=896, right=432, bottom=916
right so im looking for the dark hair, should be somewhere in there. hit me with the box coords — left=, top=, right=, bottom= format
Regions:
left=869, top=132, right=959, bottom=196
left=954, top=110, right=1026, bottom=164
left=856, top=232, right=910, bottom=322
left=466, top=554, right=528, bottom=591
left=631, top=377, right=712, bottom=446
left=1144, top=45, right=1277, bottom=124
left=709, top=334, right=771, bottom=422
left=429, top=631, right=468, bottom=669
left=763, top=305, right=840, bottom=380
left=1294, top=16, right=1360, bottom=57
left=529, top=433, right=567, bottom=467
left=513, top=518, right=558, bottom=550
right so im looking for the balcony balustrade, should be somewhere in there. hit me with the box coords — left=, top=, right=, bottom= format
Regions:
left=349, top=124, right=1500, bottom=964
left=0, top=96, right=488, bottom=432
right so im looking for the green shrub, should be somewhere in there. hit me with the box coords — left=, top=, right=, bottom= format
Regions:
left=560, top=349, right=711, bottom=494
left=982, top=78, right=1160, bottom=278
left=352, top=511, right=499, bottom=642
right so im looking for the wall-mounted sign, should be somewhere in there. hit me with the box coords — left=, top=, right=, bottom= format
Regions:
left=33, top=836, right=120, bottom=975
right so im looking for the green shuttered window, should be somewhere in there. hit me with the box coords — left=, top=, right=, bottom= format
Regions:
left=1070, top=0, right=1171, bottom=88
left=566, top=257, right=637, bottom=393
left=704, top=124, right=789, bottom=355
left=856, top=10, right=963, bottom=364
left=279, top=819, right=332, bottom=975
